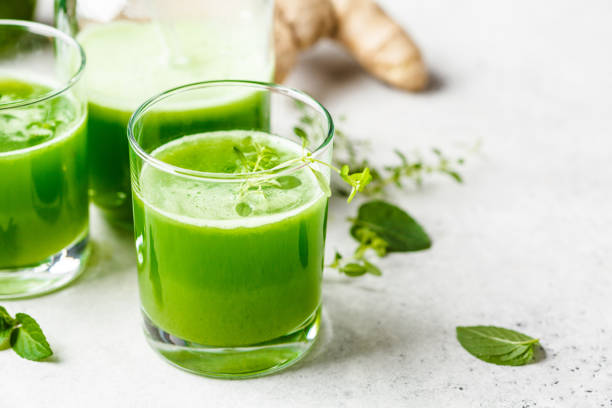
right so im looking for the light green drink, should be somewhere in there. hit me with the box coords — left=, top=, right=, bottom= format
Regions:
left=78, top=21, right=273, bottom=226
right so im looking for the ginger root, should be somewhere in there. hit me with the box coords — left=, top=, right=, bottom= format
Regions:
left=275, top=0, right=428, bottom=91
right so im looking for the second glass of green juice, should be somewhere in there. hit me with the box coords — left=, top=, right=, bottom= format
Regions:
left=0, top=20, right=88, bottom=299
left=56, top=0, right=274, bottom=228
left=128, top=81, right=334, bottom=378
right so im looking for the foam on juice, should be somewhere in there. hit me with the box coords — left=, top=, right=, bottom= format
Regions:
left=137, top=130, right=328, bottom=229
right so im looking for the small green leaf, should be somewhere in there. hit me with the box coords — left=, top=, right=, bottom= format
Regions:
left=10, top=313, right=53, bottom=361
left=363, top=260, right=382, bottom=276
left=340, top=166, right=372, bottom=203
left=0, top=306, right=16, bottom=350
left=293, top=126, right=308, bottom=146
left=0, top=327, right=13, bottom=350
left=446, top=170, right=463, bottom=183
left=310, top=168, right=331, bottom=198
left=328, top=251, right=343, bottom=268
left=394, top=149, right=409, bottom=166
left=299, top=115, right=314, bottom=125
left=276, top=175, right=302, bottom=190
left=0, top=305, right=15, bottom=329
left=353, top=227, right=389, bottom=258
left=235, top=202, right=253, bottom=217
left=233, top=146, right=249, bottom=168
left=340, top=263, right=367, bottom=277
left=350, top=200, right=431, bottom=252
left=456, top=325, right=540, bottom=366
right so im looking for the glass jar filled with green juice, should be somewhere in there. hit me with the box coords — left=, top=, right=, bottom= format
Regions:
left=55, top=0, right=274, bottom=228
left=0, top=20, right=88, bottom=299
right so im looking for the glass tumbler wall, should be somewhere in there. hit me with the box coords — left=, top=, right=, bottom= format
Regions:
left=0, top=20, right=88, bottom=299
left=56, top=0, right=275, bottom=227
left=128, top=81, right=334, bottom=378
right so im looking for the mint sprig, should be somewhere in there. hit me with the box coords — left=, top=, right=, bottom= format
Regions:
left=350, top=200, right=431, bottom=252
left=0, top=306, right=52, bottom=361
left=329, top=200, right=432, bottom=278
left=456, top=325, right=540, bottom=366
left=232, top=136, right=372, bottom=216
left=333, top=128, right=468, bottom=197
left=293, top=101, right=470, bottom=197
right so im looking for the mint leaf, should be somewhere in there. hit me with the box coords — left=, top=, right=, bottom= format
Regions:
left=350, top=200, right=431, bottom=252
left=10, top=313, right=53, bottom=361
left=456, top=325, right=539, bottom=366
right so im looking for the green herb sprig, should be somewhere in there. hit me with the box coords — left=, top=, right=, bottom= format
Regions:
left=293, top=101, right=469, bottom=197
left=334, top=127, right=467, bottom=197
left=0, top=306, right=52, bottom=361
left=456, top=325, right=540, bottom=366
left=232, top=134, right=372, bottom=216
left=329, top=200, right=432, bottom=277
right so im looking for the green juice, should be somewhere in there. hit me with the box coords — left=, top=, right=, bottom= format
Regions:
left=0, top=78, right=88, bottom=267
left=133, top=131, right=327, bottom=346
left=79, top=21, right=273, bottom=225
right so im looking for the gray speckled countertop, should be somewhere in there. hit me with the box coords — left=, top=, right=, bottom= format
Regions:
left=4, top=0, right=612, bottom=406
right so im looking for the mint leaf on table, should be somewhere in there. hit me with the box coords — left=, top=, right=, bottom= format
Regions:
left=330, top=200, right=432, bottom=278
left=0, top=307, right=53, bottom=361
left=456, top=325, right=540, bottom=366
left=350, top=200, right=431, bottom=252
left=11, top=313, right=53, bottom=361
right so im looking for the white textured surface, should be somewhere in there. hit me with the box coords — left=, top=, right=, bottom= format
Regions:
left=4, top=0, right=612, bottom=406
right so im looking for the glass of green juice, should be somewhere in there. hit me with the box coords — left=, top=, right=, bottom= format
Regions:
left=0, top=20, right=89, bottom=299
left=128, top=81, right=334, bottom=378
left=56, top=0, right=274, bottom=228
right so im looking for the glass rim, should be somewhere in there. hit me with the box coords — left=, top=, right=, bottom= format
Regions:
left=128, top=80, right=335, bottom=181
left=0, top=19, right=86, bottom=110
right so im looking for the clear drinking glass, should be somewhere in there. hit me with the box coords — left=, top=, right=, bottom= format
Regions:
left=0, top=20, right=88, bottom=299
left=128, top=81, right=333, bottom=378
left=55, top=0, right=275, bottom=228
